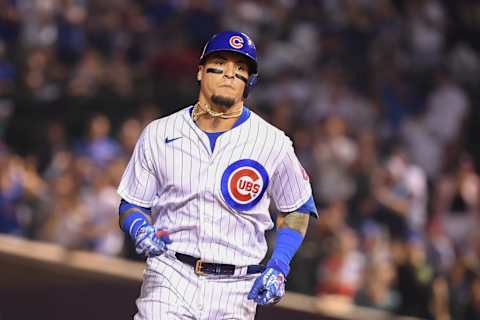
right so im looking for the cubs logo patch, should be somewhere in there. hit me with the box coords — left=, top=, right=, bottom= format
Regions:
left=229, top=35, right=244, bottom=49
left=221, top=159, right=269, bottom=211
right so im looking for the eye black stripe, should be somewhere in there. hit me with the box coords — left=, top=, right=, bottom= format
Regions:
left=206, top=67, right=223, bottom=74
left=235, top=74, right=248, bottom=83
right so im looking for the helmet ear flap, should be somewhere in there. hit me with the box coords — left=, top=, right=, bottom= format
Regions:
left=243, top=74, right=258, bottom=98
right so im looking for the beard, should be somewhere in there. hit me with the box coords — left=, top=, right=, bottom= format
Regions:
left=211, top=94, right=235, bottom=109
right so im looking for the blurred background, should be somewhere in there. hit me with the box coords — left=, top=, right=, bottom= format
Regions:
left=0, top=0, right=480, bottom=319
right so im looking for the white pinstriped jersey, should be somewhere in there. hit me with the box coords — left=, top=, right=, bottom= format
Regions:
left=118, top=106, right=312, bottom=266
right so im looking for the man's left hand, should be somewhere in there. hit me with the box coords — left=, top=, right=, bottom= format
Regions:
left=247, top=268, right=285, bottom=305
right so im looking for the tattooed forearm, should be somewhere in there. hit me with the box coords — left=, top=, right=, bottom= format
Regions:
left=276, top=211, right=309, bottom=236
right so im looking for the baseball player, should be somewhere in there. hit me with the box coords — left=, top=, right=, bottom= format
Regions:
left=117, top=31, right=317, bottom=319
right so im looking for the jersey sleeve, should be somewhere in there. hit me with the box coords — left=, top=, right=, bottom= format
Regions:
left=269, top=142, right=314, bottom=214
left=117, top=124, right=159, bottom=208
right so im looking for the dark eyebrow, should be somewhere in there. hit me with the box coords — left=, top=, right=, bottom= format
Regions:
left=211, top=54, right=227, bottom=61
left=235, top=59, right=248, bottom=65
left=211, top=54, right=248, bottom=65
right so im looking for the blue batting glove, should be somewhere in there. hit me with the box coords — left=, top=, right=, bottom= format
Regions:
left=247, top=267, right=286, bottom=305
left=134, top=224, right=172, bottom=257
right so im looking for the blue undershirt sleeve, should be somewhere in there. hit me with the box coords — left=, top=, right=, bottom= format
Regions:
left=295, top=195, right=318, bottom=217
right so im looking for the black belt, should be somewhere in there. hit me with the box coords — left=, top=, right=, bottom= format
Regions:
left=175, top=252, right=265, bottom=276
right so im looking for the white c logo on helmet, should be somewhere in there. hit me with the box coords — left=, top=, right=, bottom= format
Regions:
left=229, top=36, right=244, bottom=49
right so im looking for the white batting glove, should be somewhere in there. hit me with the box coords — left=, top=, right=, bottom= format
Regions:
left=134, top=224, right=172, bottom=257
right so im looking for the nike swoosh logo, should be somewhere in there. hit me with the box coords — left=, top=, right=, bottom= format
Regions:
left=165, top=136, right=182, bottom=144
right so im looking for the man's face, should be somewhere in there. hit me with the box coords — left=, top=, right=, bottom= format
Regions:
left=198, top=52, right=250, bottom=109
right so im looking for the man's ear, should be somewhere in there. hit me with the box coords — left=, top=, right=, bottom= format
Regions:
left=197, top=65, right=203, bottom=82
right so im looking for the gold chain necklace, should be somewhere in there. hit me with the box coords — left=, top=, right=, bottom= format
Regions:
left=192, top=102, right=243, bottom=122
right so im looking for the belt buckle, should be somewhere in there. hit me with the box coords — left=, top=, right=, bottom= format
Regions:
left=195, top=259, right=206, bottom=276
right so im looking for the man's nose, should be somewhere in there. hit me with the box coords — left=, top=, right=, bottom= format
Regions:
left=223, top=62, right=235, bottom=78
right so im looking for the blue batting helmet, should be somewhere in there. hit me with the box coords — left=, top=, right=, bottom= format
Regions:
left=200, top=31, right=258, bottom=97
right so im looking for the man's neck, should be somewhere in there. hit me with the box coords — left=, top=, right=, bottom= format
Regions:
left=194, top=99, right=243, bottom=133
left=196, top=115, right=238, bottom=133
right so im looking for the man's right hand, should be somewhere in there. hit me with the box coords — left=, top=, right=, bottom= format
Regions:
left=134, top=224, right=172, bottom=257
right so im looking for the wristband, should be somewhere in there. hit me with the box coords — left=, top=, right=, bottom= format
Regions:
left=267, top=227, right=304, bottom=276
left=119, top=199, right=152, bottom=239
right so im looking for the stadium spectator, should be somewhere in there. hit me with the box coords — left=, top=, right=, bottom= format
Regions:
left=74, top=113, right=121, bottom=167
left=434, top=154, right=480, bottom=247
left=354, top=258, right=399, bottom=312
left=312, top=116, right=358, bottom=204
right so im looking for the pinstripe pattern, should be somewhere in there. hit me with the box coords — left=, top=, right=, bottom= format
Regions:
left=118, top=106, right=312, bottom=319
left=135, top=252, right=257, bottom=320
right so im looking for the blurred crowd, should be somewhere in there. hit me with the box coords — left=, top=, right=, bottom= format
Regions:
left=1, top=0, right=480, bottom=319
